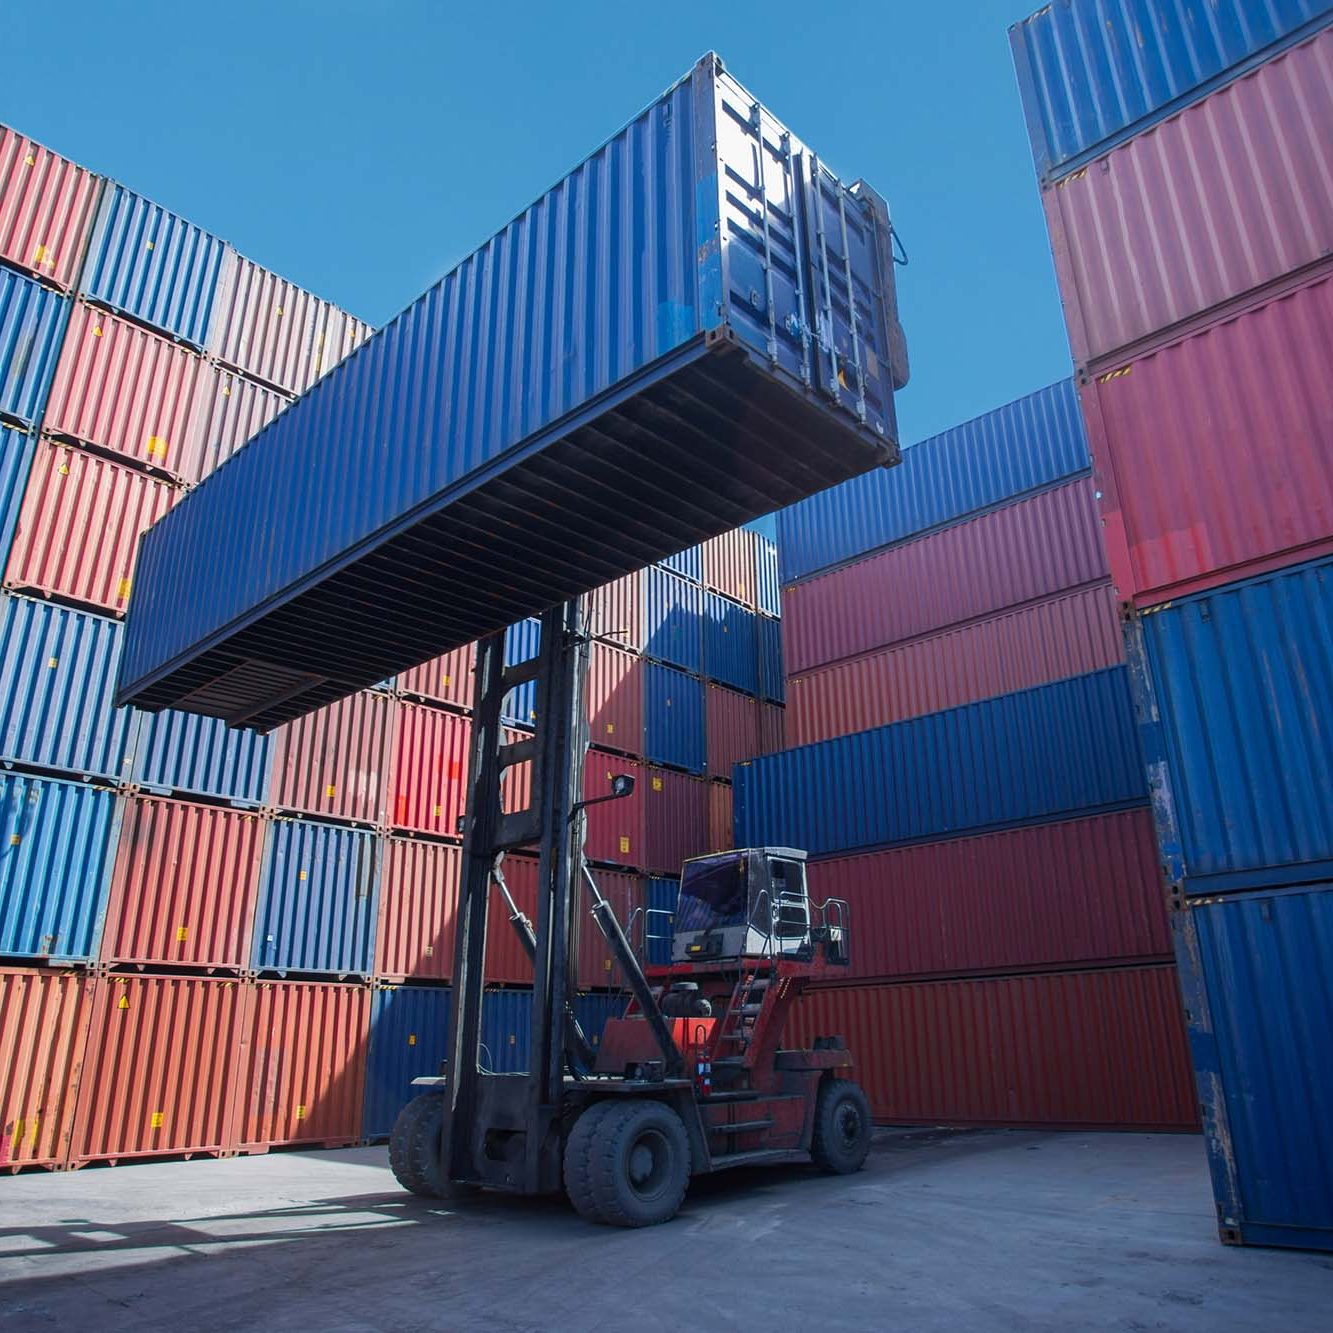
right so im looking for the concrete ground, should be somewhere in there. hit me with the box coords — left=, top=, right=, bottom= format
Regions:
left=1, top=1130, right=1329, bottom=1331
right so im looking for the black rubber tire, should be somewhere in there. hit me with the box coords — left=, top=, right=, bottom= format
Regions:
left=389, top=1092, right=455, bottom=1198
left=563, top=1099, right=690, bottom=1227
left=810, top=1078, right=872, bottom=1175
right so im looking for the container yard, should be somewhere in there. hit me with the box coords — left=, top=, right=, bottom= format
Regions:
left=2, top=1, right=1332, bottom=1328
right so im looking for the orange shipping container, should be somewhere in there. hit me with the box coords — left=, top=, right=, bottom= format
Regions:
left=702, top=527, right=758, bottom=608
left=390, top=702, right=470, bottom=836
left=376, top=836, right=460, bottom=982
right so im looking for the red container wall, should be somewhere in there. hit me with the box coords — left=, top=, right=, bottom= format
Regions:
left=187, top=365, right=291, bottom=483
left=71, top=975, right=248, bottom=1164
left=782, top=478, right=1107, bottom=673
left=43, top=302, right=206, bottom=481
left=375, top=836, right=459, bottom=981
left=1047, top=30, right=1333, bottom=368
left=0, top=127, right=100, bottom=290
left=576, top=867, right=641, bottom=989
left=485, top=854, right=538, bottom=986
left=583, top=753, right=644, bottom=867
left=757, top=702, right=785, bottom=756
left=390, top=702, right=469, bottom=836
left=702, top=528, right=757, bottom=607
left=0, top=967, right=94, bottom=1171
left=270, top=690, right=394, bottom=826
left=238, top=980, right=369, bottom=1149
left=4, top=439, right=177, bottom=615
left=787, top=583, right=1123, bottom=746
left=808, top=808, right=1169, bottom=983
left=398, top=641, right=476, bottom=709
left=643, top=766, right=708, bottom=875
left=706, top=683, right=759, bottom=777
left=1084, top=269, right=1333, bottom=607
left=585, top=569, right=645, bottom=651
left=587, top=640, right=643, bottom=755
left=707, top=781, right=733, bottom=854
left=791, top=967, right=1198, bottom=1130
left=101, top=796, right=265, bottom=971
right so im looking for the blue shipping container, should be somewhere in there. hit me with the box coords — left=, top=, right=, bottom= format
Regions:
left=129, top=707, right=273, bottom=805
left=756, top=613, right=784, bottom=705
left=734, top=667, right=1146, bottom=857
left=776, top=379, right=1088, bottom=584
left=253, top=818, right=379, bottom=977
left=0, top=772, right=116, bottom=962
left=574, top=992, right=628, bottom=1051
left=644, top=662, right=705, bottom=774
left=659, top=544, right=702, bottom=583
left=0, top=425, right=36, bottom=561
left=363, top=984, right=452, bottom=1138
left=644, top=877, right=680, bottom=965
left=481, top=989, right=534, bottom=1074
left=501, top=617, right=542, bottom=729
left=703, top=592, right=759, bottom=695
left=81, top=183, right=227, bottom=348
left=0, top=268, right=67, bottom=428
left=1180, top=884, right=1333, bottom=1251
left=1009, top=0, right=1333, bottom=183
left=0, top=593, right=133, bottom=782
left=645, top=566, right=704, bottom=674
left=1131, top=556, right=1333, bottom=893
left=117, top=54, right=906, bottom=733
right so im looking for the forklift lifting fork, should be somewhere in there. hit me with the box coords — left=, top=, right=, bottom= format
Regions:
left=389, top=598, right=870, bottom=1226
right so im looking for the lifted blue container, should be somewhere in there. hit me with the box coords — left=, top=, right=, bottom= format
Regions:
left=703, top=592, right=759, bottom=695
left=0, top=268, right=67, bottom=428
left=644, top=662, right=705, bottom=774
left=117, top=54, right=906, bottom=732
left=364, top=984, right=452, bottom=1139
left=129, top=707, right=273, bottom=806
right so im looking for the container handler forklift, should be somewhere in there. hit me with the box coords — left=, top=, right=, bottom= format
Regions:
left=389, top=599, right=870, bottom=1226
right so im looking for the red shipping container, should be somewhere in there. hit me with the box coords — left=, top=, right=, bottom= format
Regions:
left=485, top=853, right=538, bottom=986
left=702, top=527, right=758, bottom=607
left=786, top=582, right=1123, bottom=746
left=4, top=439, right=177, bottom=615
left=584, top=568, right=645, bottom=651
left=43, top=302, right=207, bottom=481
left=376, top=836, right=460, bottom=982
left=583, top=752, right=644, bottom=867
left=399, top=641, right=476, bottom=709
left=390, top=702, right=470, bottom=836
left=70, top=975, right=248, bottom=1165
left=643, top=766, right=708, bottom=875
left=707, top=781, right=733, bottom=854
left=238, top=980, right=369, bottom=1150
left=1083, top=269, right=1333, bottom=608
left=790, top=966, right=1197, bottom=1131
left=270, top=690, right=394, bottom=826
left=0, top=127, right=100, bottom=291
left=101, top=795, right=265, bottom=972
left=757, top=701, right=785, bottom=756
left=781, top=478, right=1107, bottom=673
left=0, top=967, right=95, bottom=1171
left=575, top=866, right=642, bottom=990
left=705, top=682, right=759, bottom=777
left=807, top=808, right=1169, bottom=983
left=587, top=639, right=643, bottom=756
left=1047, top=29, right=1333, bottom=369
left=186, top=364, right=291, bottom=483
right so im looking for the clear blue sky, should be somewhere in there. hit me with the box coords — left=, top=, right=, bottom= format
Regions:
left=5, top=0, right=1071, bottom=448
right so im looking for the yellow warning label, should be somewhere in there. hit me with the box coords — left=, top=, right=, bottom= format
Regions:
left=118, top=578, right=132, bottom=600
left=433, top=805, right=443, bottom=818
left=176, top=926, right=189, bottom=942
left=325, top=784, right=336, bottom=798
left=222, top=382, right=232, bottom=397
left=58, top=464, right=69, bottom=476
left=652, top=777, right=663, bottom=792
left=146, top=436, right=167, bottom=458
left=424, top=944, right=433, bottom=956
left=603, top=959, right=612, bottom=972
left=1097, top=366, right=1131, bottom=384
left=23, top=154, right=34, bottom=166
left=298, top=870, right=308, bottom=881
left=48, top=657, right=58, bottom=669
left=145, top=239, right=155, bottom=250
left=33, top=244, right=49, bottom=265
left=441, top=674, right=451, bottom=687
left=9, top=834, right=20, bottom=846
left=92, top=325, right=103, bottom=337
left=118, top=995, right=130, bottom=1010
left=295, top=1105, right=306, bottom=1120
left=508, top=1034, right=516, bottom=1046
left=150, top=1111, right=164, bottom=1129
left=276, top=307, right=284, bottom=317
left=407, top=1034, right=417, bottom=1046
left=618, top=836, right=631, bottom=854
left=606, top=723, right=615, bottom=734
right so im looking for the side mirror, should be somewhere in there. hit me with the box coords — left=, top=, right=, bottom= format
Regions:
left=610, top=774, right=635, bottom=799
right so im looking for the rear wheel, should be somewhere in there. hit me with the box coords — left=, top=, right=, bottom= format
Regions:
left=390, top=1093, right=476, bottom=1199
left=810, top=1078, right=871, bottom=1174
left=564, top=1099, right=690, bottom=1227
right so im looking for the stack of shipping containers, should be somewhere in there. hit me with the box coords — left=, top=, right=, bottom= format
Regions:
left=728, top=380, right=1197, bottom=1132
left=1011, top=0, right=1333, bottom=1249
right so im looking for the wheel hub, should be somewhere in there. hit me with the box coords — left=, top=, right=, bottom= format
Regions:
left=837, top=1103, right=861, bottom=1147
left=629, top=1144, right=654, bottom=1183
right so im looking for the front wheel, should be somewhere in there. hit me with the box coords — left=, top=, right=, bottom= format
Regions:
left=564, top=1099, right=690, bottom=1227
left=810, top=1078, right=872, bottom=1174
left=389, top=1093, right=477, bottom=1199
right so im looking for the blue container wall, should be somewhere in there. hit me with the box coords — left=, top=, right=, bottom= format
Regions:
left=644, top=876, right=680, bottom=964
left=1136, top=557, right=1333, bottom=893
left=776, top=379, right=1087, bottom=584
left=0, top=268, right=67, bottom=427
left=481, top=989, right=533, bottom=1074
left=364, top=985, right=452, bottom=1138
left=501, top=617, right=542, bottom=729
left=1009, top=0, right=1333, bottom=183
left=734, top=667, right=1146, bottom=857
left=129, top=708, right=273, bottom=805
left=756, top=614, right=784, bottom=705
left=81, top=184, right=226, bottom=347
left=1186, top=884, right=1333, bottom=1251
left=645, top=566, right=704, bottom=673
left=755, top=535, right=780, bottom=617
left=0, top=426, right=36, bottom=561
left=0, top=772, right=115, bottom=962
left=253, top=818, right=379, bottom=977
left=0, top=593, right=133, bottom=782
left=574, top=992, right=628, bottom=1052
left=644, top=662, right=705, bottom=774
left=703, top=593, right=758, bottom=695
left=659, top=545, right=702, bottom=583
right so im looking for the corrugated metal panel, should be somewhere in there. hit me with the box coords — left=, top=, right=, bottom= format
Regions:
left=0, top=772, right=115, bottom=963
left=375, top=835, right=458, bottom=982
left=186, top=365, right=291, bottom=485
left=0, top=967, right=94, bottom=1170
left=782, top=477, right=1108, bottom=674
left=398, top=641, right=476, bottom=710
left=0, top=266, right=67, bottom=426
left=584, top=753, right=643, bottom=867
left=707, top=780, right=733, bottom=853
left=130, top=706, right=272, bottom=805
left=363, top=984, right=451, bottom=1138
left=786, top=583, right=1123, bottom=747
left=1186, top=884, right=1333, bottom=1250
left=238, top=979, right=368, bottom=1149
left=501, top=618, right=542, bottom=729
left=643, top=662, right=705, bottom=775
left=253, top=818, right=379, bottom=977
left=390, top=702, right=469, bottom=836
left=1085, top=269, right=1333, bottom=608
left=587, top=640, right=642, bottom=756
left=1135, top=557, right=1333, bottom=891
left=757, top=700, right=785, bottom=756
left=584, top=569, right=645, bottom=652
left=706, top=683, right=758, bottom=777
left=734, top=667, right=1146, bottom=857
left=0, top=126, right=101, bottom=291
left=643, top=876, right=678, bottom=965
left=101, top=795, right=264, bottom=971
left=755, top=533, right=780, bottom=616
left=81, top=183, right=225, bottom=347
left=792, top=967, right=1197, bottom=1129
left=269, top=690, right=393, bottom=826
left=575, top=867, right=641, bottom=989
left=645, top=566, right=704, bottom=673
left=643, top=766, right=708, bottom=874
left=1009, top=0, right=1333, bottom=183
left=756, top=613, right=784, bottom=704
left=0, top=424, right=35, bottom=562
left=1047, top=31, right=1333, bottom=368
left=310, top=301, right=373, bottom=388
left=117, top=57, right=904, bottom=731
left=776, top=379, right=1088, bottom=584
left=0, top=593, right=132, bottom=780
left=701, top=528, right=757, bottom=607
left=71, top=974, right=247, bottom=1164
left=481, top=989, right=533, bottom=1074
left=483, top=854, right=537, bottom=986
left=658, top=543, right=701, bottom=582
left=574, top=992, right=629, bottom=1054
left=810, top=808, right=1170, bottom=983
left=4, top=439, right=178, bottom=615
left=703, top=592, right=758, bottom=694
